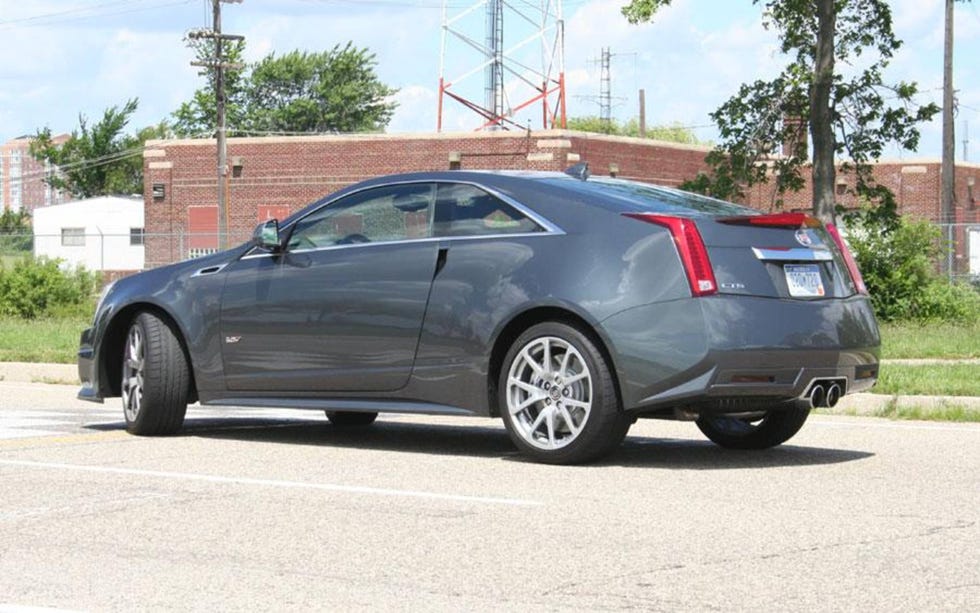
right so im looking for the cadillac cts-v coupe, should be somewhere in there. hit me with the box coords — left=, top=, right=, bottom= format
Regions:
left=78, top=168, right=880, bottom=464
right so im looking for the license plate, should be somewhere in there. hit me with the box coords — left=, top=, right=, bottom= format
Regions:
left=784, top=264, right=825, bottom=297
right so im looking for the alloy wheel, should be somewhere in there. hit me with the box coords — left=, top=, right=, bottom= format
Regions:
left=122, top=324, right=145, bottom=423
left=505, top=336, right=593, bottom=450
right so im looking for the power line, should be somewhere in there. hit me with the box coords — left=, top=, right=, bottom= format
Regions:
left=2, top=148, right=145, bottom=189
left=0, top=0, right=194, bottom=30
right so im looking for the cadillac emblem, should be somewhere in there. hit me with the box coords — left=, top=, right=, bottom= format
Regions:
left=794, top=229, right=813, bottom=247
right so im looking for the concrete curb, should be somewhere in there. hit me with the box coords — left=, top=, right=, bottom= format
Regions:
left=827, top=392, right=980, bottom=414
left=0, top=362, right=78, bottom=385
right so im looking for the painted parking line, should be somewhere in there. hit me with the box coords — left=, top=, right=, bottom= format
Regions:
left=0, top=459, right=544, bottom=507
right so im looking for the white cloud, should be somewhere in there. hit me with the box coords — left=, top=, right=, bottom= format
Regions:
left=388, top=85, right=437, bottom=133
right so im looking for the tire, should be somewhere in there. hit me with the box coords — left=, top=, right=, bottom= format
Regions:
left=325, top=411, right=378, bottom=427
left=499, top=322, right=629, bottom=464
left=122, top=312, right=190, bottom=435
left=696, top=406, right=811, bottom=450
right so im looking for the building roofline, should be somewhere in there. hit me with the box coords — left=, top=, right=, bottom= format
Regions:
left=33, top=195, right=142, bottom=211
left=141, top=132, right=980, bottom=170
left=144, top=129, right=714, bottom=155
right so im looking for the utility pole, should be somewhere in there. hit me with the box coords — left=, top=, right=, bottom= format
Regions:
left=576, top=47, right=630, bottom=131
left=190, top=0, right=244, bottom=250
left=941, top=0, right=955, bottom=279
left=599, top=47, right=611, bottom=128
left=964, top=120, right=970, bottom=162
left=638, top=88, right=646, bottom=138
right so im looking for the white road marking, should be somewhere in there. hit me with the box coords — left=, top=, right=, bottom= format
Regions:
left=0, top=459, right=543, bottom=507
left=0, top=406, right=325, bottom=440
left=0, top=605, right=84, bottom=613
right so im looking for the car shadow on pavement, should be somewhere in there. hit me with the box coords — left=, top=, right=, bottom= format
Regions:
left=86, top=415, right=874, bottom=468
left=604, top=436, right=874, bottom=469
left=181, top=417, right=518, bottom=459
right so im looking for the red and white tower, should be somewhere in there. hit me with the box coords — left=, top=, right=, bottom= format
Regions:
left=437, top=0, right=566, bottom=132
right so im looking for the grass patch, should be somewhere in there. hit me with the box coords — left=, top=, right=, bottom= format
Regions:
left=879, top=321, right=980, bottom=359
left=0, top=315, right=90, bottom=364
left=875, top=363, right=980, bottom=397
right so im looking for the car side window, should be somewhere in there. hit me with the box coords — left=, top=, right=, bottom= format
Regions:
left=287, top=184, right=433, bottom=250
left=433, top=183, right=542, bottom=237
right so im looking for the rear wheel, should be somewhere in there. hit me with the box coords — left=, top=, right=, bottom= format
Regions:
left=325, top=411, right=378, bottom=427
left=122, top=312, right=190, bottom=435
left=499, top=322, right=629, bottom=464
left=696, top=407, right=810, bottom=450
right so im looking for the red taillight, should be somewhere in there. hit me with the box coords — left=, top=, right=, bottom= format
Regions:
left=825, top=223, right=868, bottom=295
left=718, top=213, right=822, bottom=228
left=624, top=213, right=717, bottom=296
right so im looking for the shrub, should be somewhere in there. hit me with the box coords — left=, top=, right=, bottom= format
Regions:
left=846, top=215, right=980, bottom=323
left=0, top=256, right=100, bottom=319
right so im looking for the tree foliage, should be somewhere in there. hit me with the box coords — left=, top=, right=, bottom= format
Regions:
left=0, top=209, right=30, bottom=234
left=566, top=116, right=707, bottom=145
left=30, top=99, right=169, bottom=199
left=173, top=41, right=398, bottom=137
left=172, top=39, right=248, bottom=137
left=0, top=209, right=32, bottom=253
left=623, top=0, right=939, bottom=222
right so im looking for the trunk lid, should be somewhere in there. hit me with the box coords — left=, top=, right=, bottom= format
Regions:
left=697, top=213, right=862, bottom=300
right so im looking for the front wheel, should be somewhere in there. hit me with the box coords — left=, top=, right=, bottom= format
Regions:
left=499, top=322, right=629, bottom=464
left=696, top=407, right=811, bottom=450
left=122, top=312, right=190, bottom=435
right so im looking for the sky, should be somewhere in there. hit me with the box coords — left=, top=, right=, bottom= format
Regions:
left=1, top=0, right=978, bottom=160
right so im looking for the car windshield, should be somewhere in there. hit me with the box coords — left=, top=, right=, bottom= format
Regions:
left=539, top=176, right=758, bottom=217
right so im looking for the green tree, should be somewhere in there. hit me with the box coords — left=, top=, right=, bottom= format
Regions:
left=567, top=116, right=706, bottom=144
left=0, top=209, right=32, bottom=253
left=30, top=99, right=166, bottom=198
left=173, top=41, right=397, bottom=137
left=172, top=39, right=248, bottom=137
left=623, top=0, right=939, bottom=223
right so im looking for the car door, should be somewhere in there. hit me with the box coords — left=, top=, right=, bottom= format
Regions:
left=218, top=182, right=439, bottom=392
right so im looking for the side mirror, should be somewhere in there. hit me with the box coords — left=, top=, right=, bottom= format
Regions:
left=252, top=219, right=281, bottom=251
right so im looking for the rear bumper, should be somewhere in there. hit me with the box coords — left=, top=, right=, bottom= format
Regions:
left=601, top=294, right=880, bottom=413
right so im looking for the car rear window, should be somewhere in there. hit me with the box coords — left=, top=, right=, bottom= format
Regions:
left=538, top=176, right=757, bottom=217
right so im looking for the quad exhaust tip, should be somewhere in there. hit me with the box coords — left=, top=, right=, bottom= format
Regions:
left=825, top=383, right=841, bottom=408
left=801, top=381, right=844, bottom=409
left=808, top=385, right=826, bottom=409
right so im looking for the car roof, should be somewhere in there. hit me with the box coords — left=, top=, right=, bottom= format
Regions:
left=279, top=169, right=756, bottom=230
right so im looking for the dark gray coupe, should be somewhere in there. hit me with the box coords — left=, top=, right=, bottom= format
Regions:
left=78, top=169, right=880, bottom=464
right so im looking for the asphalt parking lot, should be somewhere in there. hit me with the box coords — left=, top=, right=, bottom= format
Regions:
left=1, top=380, right=978, bottom=611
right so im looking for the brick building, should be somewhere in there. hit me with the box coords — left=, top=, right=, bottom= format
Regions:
left=744, top=159, right=980, bottom=275
left=0, top=135, right=69, bottom=213
left=142, top=130, right=980, bottom=274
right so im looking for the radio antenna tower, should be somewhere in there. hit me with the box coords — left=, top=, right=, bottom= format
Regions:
left=438, top=0, right=566, bottom=132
